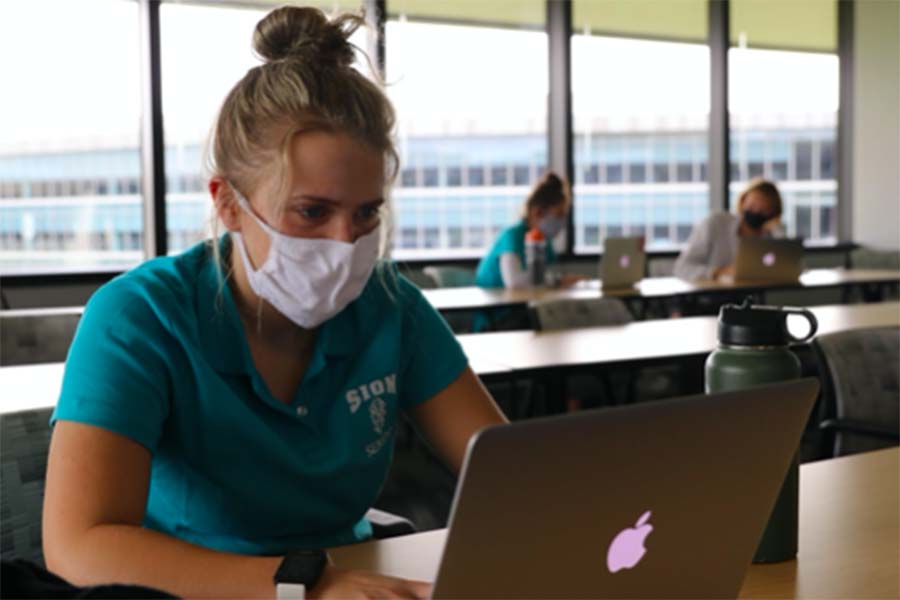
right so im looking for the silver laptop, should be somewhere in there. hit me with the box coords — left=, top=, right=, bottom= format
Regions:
left=600, top=237, right=646, bottom=289
left=735, top=238, right=804, bottom=282
left=432, top=378, right=819, bottom=599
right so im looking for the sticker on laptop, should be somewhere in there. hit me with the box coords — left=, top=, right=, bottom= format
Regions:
left=607, top=510, right=653, bottom=573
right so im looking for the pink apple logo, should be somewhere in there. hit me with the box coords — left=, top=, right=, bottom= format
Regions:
left=619, top=254, right=631, bottom=269
left=762, top=252, right=776, bottom=267
left=607, top=510, right=653, bottom=574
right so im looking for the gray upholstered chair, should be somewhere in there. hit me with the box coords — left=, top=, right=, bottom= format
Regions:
left=813, top=326, right=900, bottom=457
left=0, top=308, right=82, bottom=366
left=422, top=266, right=476, bottom=288
left=421, top=266, right=478, bottom=333
left=847, top=248, right=900, bottom=302
left=529, top=297, right=633, bottom=331
left=527, top=298, right=676, bottom=408
left=1, top=407, right=54, bottom=564
left=850, top=247, right=900, bottom=270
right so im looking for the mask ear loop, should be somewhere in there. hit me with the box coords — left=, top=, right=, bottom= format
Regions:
left=230, top=184, right=281, bottom=237
left=229, top=184, right=275, bottom=336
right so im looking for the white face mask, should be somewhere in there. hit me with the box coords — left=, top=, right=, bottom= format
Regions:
left=230, top=186, right=381, bottom=329
left=539, top=215, right=566, bottom=239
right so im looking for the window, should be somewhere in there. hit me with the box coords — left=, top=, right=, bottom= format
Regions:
left=572, top=0, right=710, bottom=253
left=729, top=0, right=838, bottom=242
left=160, top=1, right=367, bottom=255
left=386, top=2, right=548, bottom=259
left=447, top=166, right=463, bottom=187
left=0, top=0, right=142, bottom=274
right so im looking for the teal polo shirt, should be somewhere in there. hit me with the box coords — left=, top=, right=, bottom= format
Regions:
left=52, top=237, right=468, bottom=555
left=475, top=219, right=556, bottom=288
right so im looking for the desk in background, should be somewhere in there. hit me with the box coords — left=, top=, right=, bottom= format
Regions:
left=3, top=301, right=898, bottom=415
left=328, top=448, right=899, bottom=599
left=423, top=268, right=900, bottom=316
left=458, top=301, right=900, bottom=378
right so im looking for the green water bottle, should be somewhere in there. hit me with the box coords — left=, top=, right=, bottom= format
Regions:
left=705, top=297, right=818, bottom=563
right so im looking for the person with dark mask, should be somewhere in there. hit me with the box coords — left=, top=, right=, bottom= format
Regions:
left=674, top=177, right=785, bottom=281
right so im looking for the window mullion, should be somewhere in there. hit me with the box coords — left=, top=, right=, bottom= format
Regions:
left=138, top=0, right=167, bottom=258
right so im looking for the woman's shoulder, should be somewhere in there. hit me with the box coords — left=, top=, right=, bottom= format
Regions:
left=492, top=220, right=527, bottom=252
left=709, top=211, right=740, bottom=226
left=699, top=211, right=740, bottom=234
left=87, top=240, right=213, bottom=324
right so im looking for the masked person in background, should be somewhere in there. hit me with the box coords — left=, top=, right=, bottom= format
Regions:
left=475, top=171, right=576, bottom=290
left=472, top=172, right=581, bottom=331
left=42, top=6, right=507, bottom=599
left=674, top=177, right=786, bottom=281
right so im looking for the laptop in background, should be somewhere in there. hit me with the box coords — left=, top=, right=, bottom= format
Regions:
left=734, top=238, right=804, bottom=282
left=600, top=237, right=646, bottom=289
left=432, top=378, right=819, bottom=599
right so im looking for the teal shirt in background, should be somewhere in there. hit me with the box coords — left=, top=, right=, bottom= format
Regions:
left=52, top=237, right=468, bottom=555
left=475, top=219, right=556, bottom=288
left=473, top=220, right=556, bottom=331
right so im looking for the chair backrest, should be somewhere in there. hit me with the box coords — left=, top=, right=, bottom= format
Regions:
left=1, top=407, right=54, bottom=565
left=529, top=297, right=633, bottom=331
left=647, top=257, right=676, bottom=278
left=423, top=266, right=476, bottom=288
left=813, top=326, right=900, bottom=456
left=0, top=308, right=83, bottom=366
left=850, top=247, right=900, bottom=270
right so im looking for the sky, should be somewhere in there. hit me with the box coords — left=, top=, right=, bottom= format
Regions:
left=0, top=0, right=839, bottom=154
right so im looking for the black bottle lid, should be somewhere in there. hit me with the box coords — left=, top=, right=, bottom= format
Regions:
left=717, top=297, right=819, bottom=347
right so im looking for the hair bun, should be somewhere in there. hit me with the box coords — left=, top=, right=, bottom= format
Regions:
left=540, top=172, right=563, bottom=193
left=253, top=6, right=361, bottom=68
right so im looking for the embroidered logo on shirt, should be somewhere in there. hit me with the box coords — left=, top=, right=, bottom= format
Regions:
left=345, top=374, right=397, bottom=414
left=345, top=374, right=397, bottom=458
left=369, top=396, right=387, bottom=435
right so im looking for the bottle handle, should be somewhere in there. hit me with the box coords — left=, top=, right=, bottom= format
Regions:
left=782, top=306, right=818, bottom=344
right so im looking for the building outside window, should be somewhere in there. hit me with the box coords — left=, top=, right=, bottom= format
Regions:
left=385, top=0, right=548, bottom=259
left=0, top=0, right=142, bottom=274
left=729, top=0, right=839, bottom=243
left=0, top=0, right=844, bottom=277
left=571, top=0, right=711, bottom=253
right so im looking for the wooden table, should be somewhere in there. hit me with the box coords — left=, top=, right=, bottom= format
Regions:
left=458, top=301, right=900, bottom=375
left=328, top=448, right=899, bottom=599
left=0, top=362, right=67, bottom=414
left=423, top=276, right=700, bottom=313
left=3, top=302, right=897, bottom=415
left=423, top=269, right=900, bottom=314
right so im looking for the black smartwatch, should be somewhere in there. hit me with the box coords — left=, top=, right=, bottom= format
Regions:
left=273, top=549, right=328, bottom=599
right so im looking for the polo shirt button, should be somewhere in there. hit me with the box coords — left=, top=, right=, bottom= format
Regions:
left=296, top=405, right=309, bottom=417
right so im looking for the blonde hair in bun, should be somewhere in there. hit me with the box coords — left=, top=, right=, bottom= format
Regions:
left=252, top=6, right=361, bottom=67
left=207, top=5, right=397, bottom=264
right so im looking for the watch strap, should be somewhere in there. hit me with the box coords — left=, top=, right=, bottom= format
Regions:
left=276, top=583, right=306, bottom=600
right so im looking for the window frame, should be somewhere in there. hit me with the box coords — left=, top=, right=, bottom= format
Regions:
left=0, top=0, right=853, bottom=291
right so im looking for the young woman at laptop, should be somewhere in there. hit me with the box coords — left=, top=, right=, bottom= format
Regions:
left=475, top=171, right=579, bottom=290
left=674, top=177, right=785, bottom=281
left=42, top=7, right=506, bottom=599
left=472, top=172, right=583, bottom=330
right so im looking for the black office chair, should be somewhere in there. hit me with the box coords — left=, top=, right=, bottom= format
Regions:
left=812, top=326, right=900, bottom=458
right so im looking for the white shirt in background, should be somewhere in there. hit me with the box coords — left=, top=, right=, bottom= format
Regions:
left=673, top=212, right=785, bottom=281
